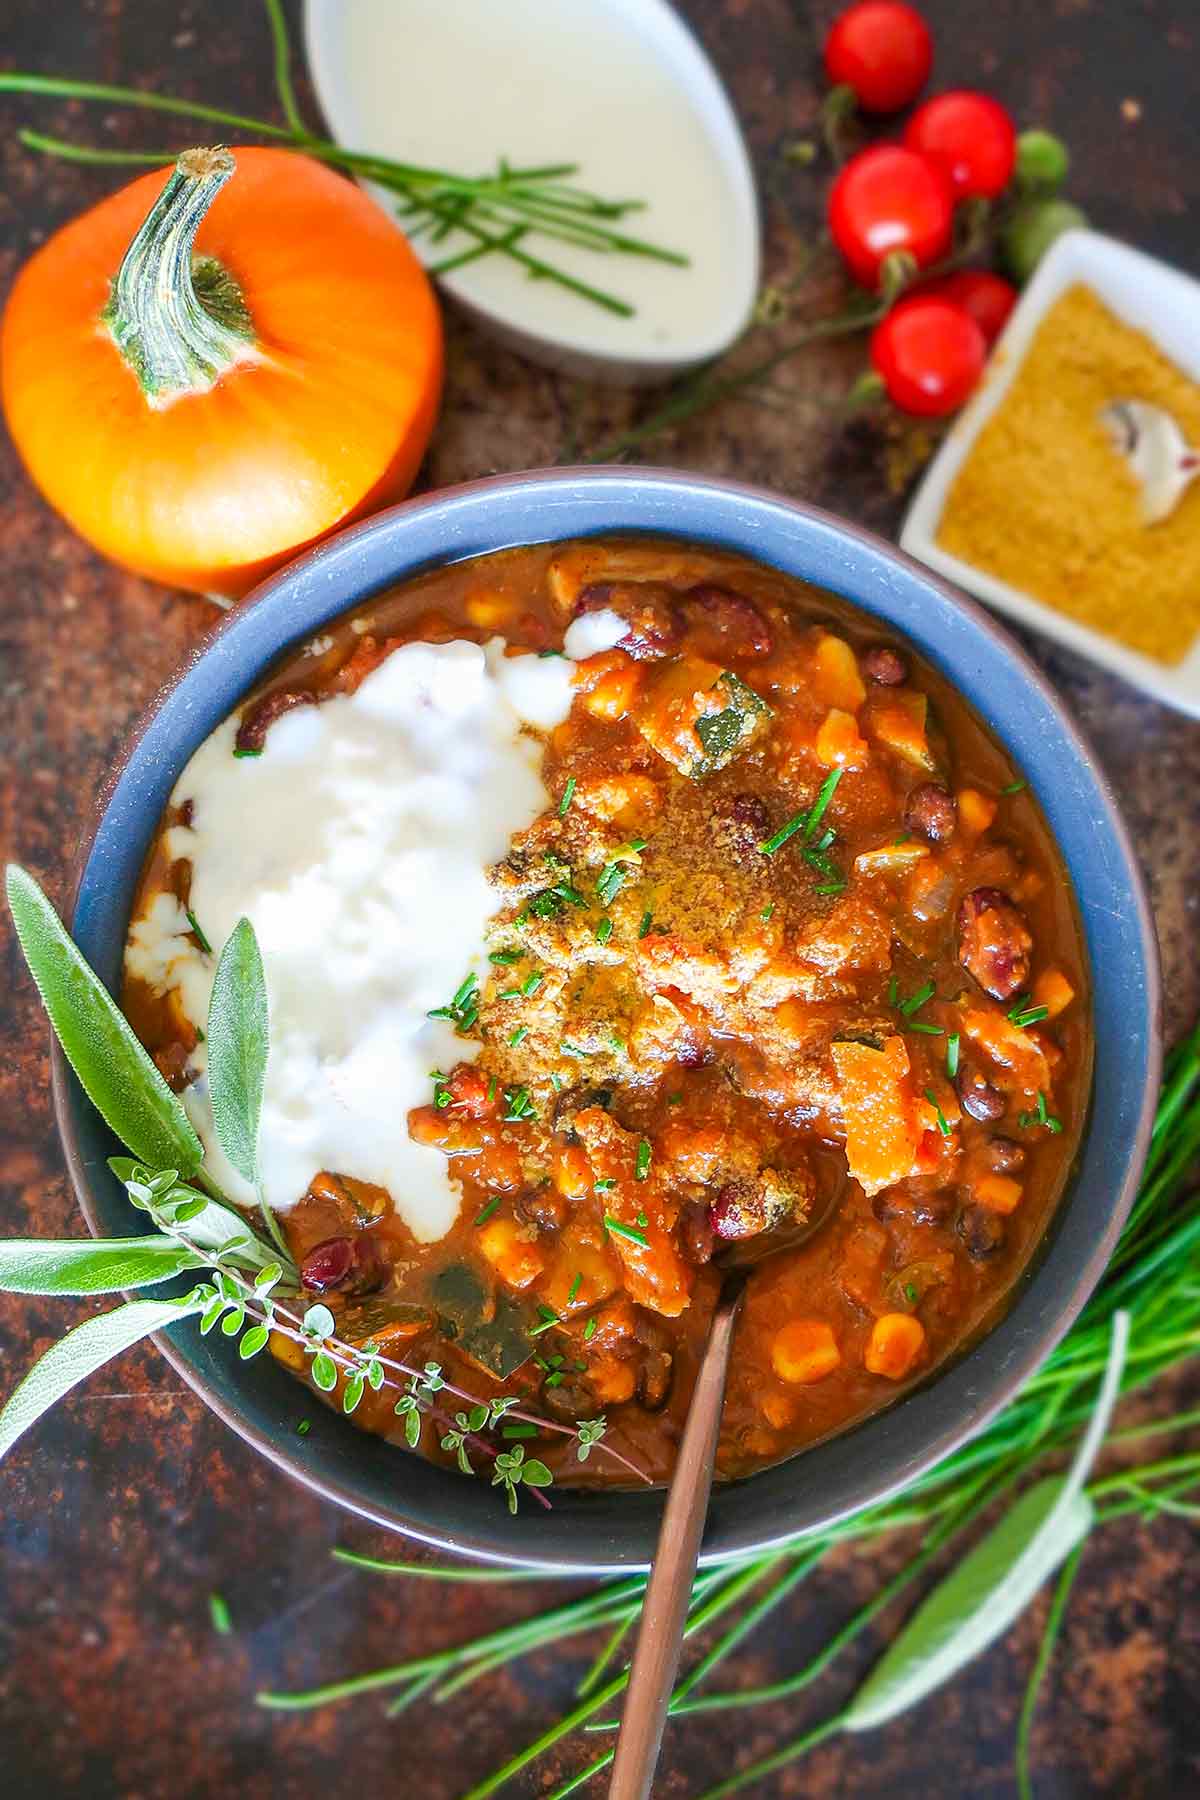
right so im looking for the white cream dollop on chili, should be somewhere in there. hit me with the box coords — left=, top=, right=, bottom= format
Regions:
left=124, top=638, right=576, bottom=1239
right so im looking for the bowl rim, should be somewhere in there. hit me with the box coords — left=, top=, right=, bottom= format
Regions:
left=51, top=467, right=1162, bottom=1572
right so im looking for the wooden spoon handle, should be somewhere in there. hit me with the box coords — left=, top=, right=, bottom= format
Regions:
left=608, top=1278, right=746, bottom=1800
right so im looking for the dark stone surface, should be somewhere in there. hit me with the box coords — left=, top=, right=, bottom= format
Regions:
left=1, top=2, right=1198, bottom=1795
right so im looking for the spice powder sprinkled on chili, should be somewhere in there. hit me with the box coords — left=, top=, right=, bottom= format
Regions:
left=936, top=283, right=1200, bottom=665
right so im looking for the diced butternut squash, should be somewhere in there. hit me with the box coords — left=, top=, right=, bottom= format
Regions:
left=962, top=1007, right=1050, bottom=1094
left=552, top=1141, right=593, bottom=1200
left=869, top=693, right=935, bottom=770
left=958, top=787, right=998, bottom=836
left=974, top=1174, right=1023, bottom=1214
left=812, top=633, right=867, bottom=711
left=574, top=649, right=644, bottom=722
left=854, top=841, right=930, bottom=877
left=477, top=1216, right=545, bottom=1290
left=771, top=1318, right=841, bottom=1384
left=816, top=707, right=869, bottom=769
left=1033, top=968, right=1075, bottom=1020
left=465, top=589, right=518, bottom=629
left=831, top=1035, right=924, bottom=1196
left=864, top=1313, right=926, bottom=1379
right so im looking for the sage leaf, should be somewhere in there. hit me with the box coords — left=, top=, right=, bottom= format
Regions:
left=0, top=1295, right=205, bottom=1462
left=0, top=1237, right=205, bottom=1295
left=108, top=1159, right=283, bottom=1275
left=6, top=865, right=203, bottom=1173
left=845, top=1309, right=1130, bottom=1733
left=206, top=917, right=269, bottom=1186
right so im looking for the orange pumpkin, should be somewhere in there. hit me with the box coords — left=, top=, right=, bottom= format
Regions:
left=1, top=146, right=443, bottom=598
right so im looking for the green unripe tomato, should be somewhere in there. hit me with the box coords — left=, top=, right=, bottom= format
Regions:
left=1002, top=197, right=1087, bottom=283
left=1015, top=129, right=1070, bottom=192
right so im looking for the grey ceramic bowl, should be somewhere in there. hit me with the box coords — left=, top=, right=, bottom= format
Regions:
left=55, top=469, right=1161, bottom=1573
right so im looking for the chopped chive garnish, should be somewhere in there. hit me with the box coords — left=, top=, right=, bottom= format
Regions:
left=502, top=1423, right=539, bottom=1440
left=550, top=1071, right=562, bottom=1092
left=1008, top=999, right=1049, bottom=1029
left=558, top=775, right=577, bottom=817
left=528, top=1307, right=560, bottom=1338
left=667, top=1091, right=683, bottom=1105
left=209, top=1592, right=233, bottom=1635
left=584, top=1318, right=597, bottom=1341
left=888, top=977, right=899, bottom=1006
left=232, top=747, right=263, bottom=759
left=899, top=980, right=936, bottom=1017
left=946, top=1032, right=961, bottom=1078
left=758, top=810, right=807, bottom=858
left=521, top=970, right=543, bottom=997
left=1001, top=779, right=1027, bottom=795
left=813, top=880, right=846, bottom=895
left=545, top=1372, right=566, bottom=1388
left=595, top=916, right=614, bottom=945
left=594, top=1177, right=616, bottom=1192
left=561, top=1040, right=589, bottom=1057
left=634, top=1139, right=652, bottom=1181
left=604, top=1215, right=648, bottom=1247
left=805, top=767, right=845, bottom=841
left=1019, top=1090, right=1063, bottom=1133
left=907, top=1021, right=945, bottom=1036
left=892, top=832, right=913, bottom=847
left=487, top=1076, right=497, bottom=1102
left=760, top=903, right=775, bottom=921
left=428, top=971, right=481, bottom=1029
left=636, top=1210, right=648, bottom=1228
left=498, top=987, right=522, bottom=1001
left=489, top=948, right=522, bottom=965
left=474, top=1197, right=502, bottom=1227
left=638, top=910, right=654, bottom=938
left=509, top=1025, right=528, bottom=1047
left=296, top=1418, right=311, bottom=1437
left=924, top=1088, right=952, bottom=1138
left=184, top=906, right=212, bottom=954
left=503, top=1085, right=537, bottom=1121
left=538, top=648, right=565, bottom=659
left=567, top=1272, right=583, bottom=1305
left=609, top=1033, right=624, bottom=1052
left=904, top=1282, right=919, bottom=1304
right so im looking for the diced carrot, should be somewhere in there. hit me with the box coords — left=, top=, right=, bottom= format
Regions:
left=815, top=707, right=869, bottom=769
left=869, top=694, right=935, bottom=769
left=477, top=1216, right=545, bottom=1290
left=831, top=1035, right=924, bottom=1196
left=864, top=1313, right=926, bottom=1379
left=1033, top=968, right=1075, bottom=1019
left=811, top=633, right=867, bottom=711
left=854, top=841, right=929, bottom=877
left=957, top=787, right=998, bottom=836
left=771, top=1318, right=841, bottom=1384
left=962, top=1007, right=1050, bottom=1093
left=974, top=1174, right=1023, bottom=1214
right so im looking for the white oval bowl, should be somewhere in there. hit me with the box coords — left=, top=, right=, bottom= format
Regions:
left=304, top=0, right=761, bottom=384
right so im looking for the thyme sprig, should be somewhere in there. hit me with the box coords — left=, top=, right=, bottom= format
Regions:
left=0, top=866, right=649, bottom=1500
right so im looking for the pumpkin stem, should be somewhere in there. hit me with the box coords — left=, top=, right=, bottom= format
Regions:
left=102, top=146, right=257, bottom=407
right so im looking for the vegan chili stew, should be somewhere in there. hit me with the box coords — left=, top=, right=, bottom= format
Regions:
left=123, top=538, right=1090, bottom=1484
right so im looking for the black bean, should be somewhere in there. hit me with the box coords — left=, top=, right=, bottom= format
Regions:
left=986, top=1135, right=1027, bottom=1173
left=957, top=1202, right=1006, bottom=1260
left=957, top=1064, right=1006, bottom=1122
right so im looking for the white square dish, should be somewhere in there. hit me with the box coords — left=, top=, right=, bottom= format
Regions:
left=900, top=229, right=1200, bottom=718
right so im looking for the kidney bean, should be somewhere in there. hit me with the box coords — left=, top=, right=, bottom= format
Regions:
left=677, top=1199, right=716, bottom=1264
left=986, top=1135, right=1027, bottom=1174
left=904, top=781, right=957, bottom=844
left=301, top=1234, right=386, bottom=1295
left=235, top=686, right=319, bottom=755
left=956, top=1063, right=1006, bottom=1122
left=957, top=886, right=1033, bottom=1000
left=574, top=581, right=681, bottom=660
left=862, top=644, right=908, bottom=685
left=681, top=583, right=773, bottom=658
left=957, top=1202, right=1006, bottom=1260
left=709, top=1178, right=772, bottom=1241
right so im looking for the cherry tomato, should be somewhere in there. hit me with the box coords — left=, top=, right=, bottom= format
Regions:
left=870, top=298, right=987, bottom=415
left=904, top=91, right=1017, bottom=199
left=920, top=271, right=1017, bottom=344
left=829, top=145, right=954, bottom=289
left=824, top=2, right=933, bottom=114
